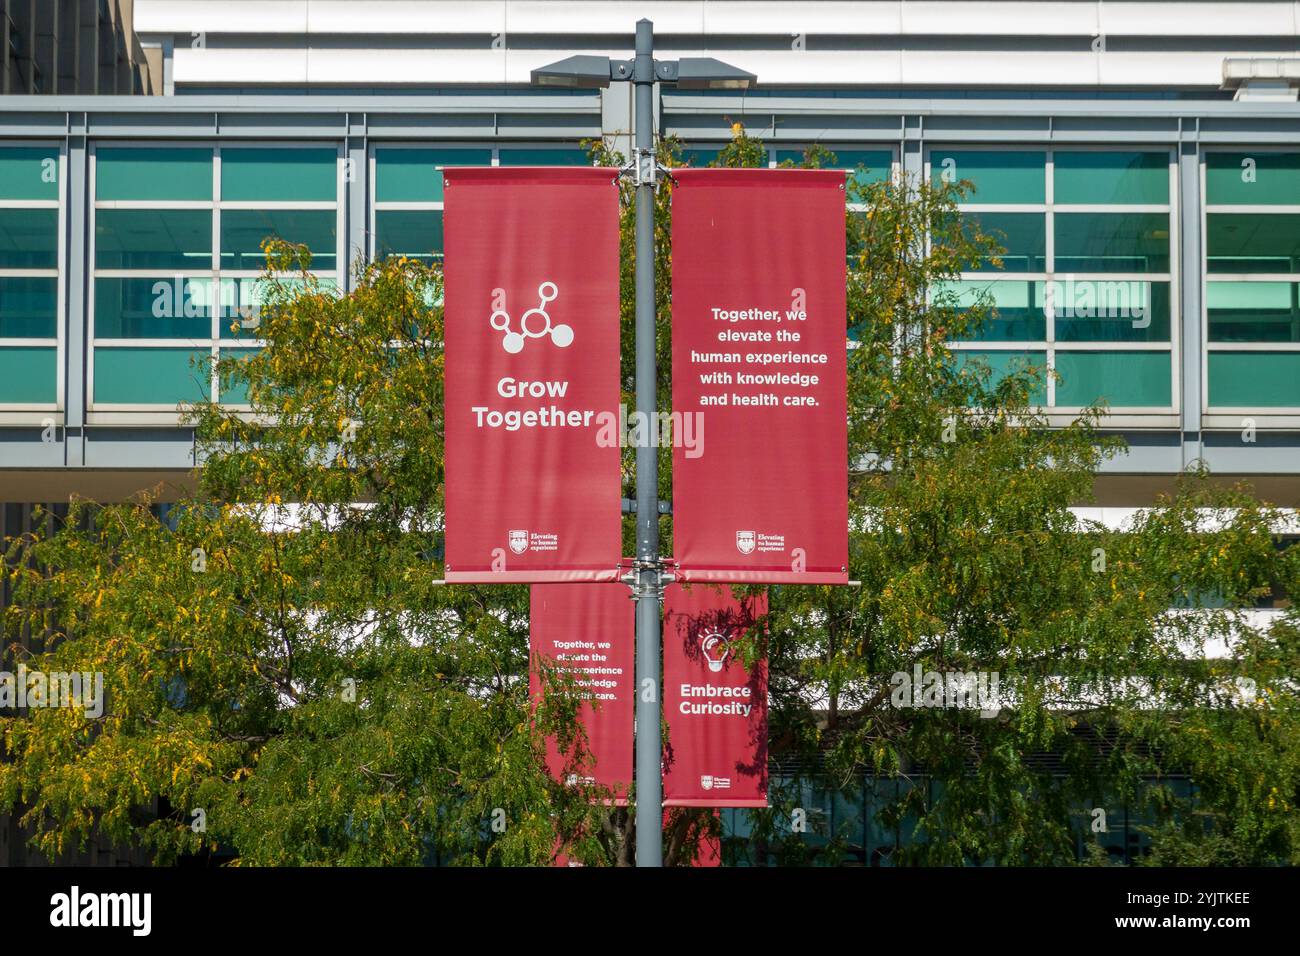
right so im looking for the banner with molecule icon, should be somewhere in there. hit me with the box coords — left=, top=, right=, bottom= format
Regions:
left=442, top=167, right=623, bottom=582
left=529, top=584, right=634, bottom=803
left=670, top=168, right=848, bottom=584
left=663, top=583, right=768, bottom=808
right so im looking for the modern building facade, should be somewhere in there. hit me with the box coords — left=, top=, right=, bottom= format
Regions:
left=0, top=1, right=1299, bottom=505
left=2, top=0, right=161, bottom=95
left=1, top=1, right=1299, bottom=865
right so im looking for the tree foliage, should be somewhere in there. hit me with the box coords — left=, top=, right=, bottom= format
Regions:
left=3, top=124, right=1298, bottom=866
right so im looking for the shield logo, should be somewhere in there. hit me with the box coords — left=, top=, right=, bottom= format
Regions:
left=508, top=530, right=529, bottom=554
left=700, top=775, right=714, bottom=791
left=736, top=531, right=756, bottom=554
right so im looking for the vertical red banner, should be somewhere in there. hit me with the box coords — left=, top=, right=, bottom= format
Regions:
left=443, top=167, right=622, bottom=582
left=663, top=583, right=768, bottom=807
left=671, top=168, right=848, bottom=583
left=529, top=584, right=634, bottom=800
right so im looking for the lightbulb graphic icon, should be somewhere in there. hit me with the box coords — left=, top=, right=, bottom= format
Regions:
left=700, top=630, right=731, bottom=673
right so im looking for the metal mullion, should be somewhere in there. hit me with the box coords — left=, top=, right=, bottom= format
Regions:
left=1053, top=203, right=1170, bottom=214
left=0, top=199, right=61, bottom=209
left=93, top=199, right=212, bottom=210
left=1205, top=341, right=1300, bottom=352
left=1205, top=204, right=1300, bottom=215
left=1205, top=272, right=1300, bottom=282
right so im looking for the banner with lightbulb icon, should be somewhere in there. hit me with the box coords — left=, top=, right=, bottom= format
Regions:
left=662, top=583, right=768, bottom=807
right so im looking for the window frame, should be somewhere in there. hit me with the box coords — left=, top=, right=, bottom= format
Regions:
left=1201, top=144, right=1300, bottom=424
left=87, top=140, right=346, bottom=421
left=0, top=141, right=66, bottom=421
left=930, top=144, right=1181, bottom=426
left=368, top=142, right=593, bottom=264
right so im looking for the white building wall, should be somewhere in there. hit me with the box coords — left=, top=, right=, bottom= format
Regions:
left=134, top=1, right=1300, bottom=90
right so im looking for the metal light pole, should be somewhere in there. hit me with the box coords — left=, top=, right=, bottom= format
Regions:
left=533, top=19, right=754, bottom=868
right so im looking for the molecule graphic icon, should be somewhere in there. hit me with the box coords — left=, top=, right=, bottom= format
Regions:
left=489, top=281, right=573, bottom=354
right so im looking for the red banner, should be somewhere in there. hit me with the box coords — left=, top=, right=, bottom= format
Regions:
left=671, top=168, right=848, bottom=584
left=663, top=583, right=768, bottom=807
left=529, top=584, right=633, bottom=800
left=443, top=167, right=622, bottom=582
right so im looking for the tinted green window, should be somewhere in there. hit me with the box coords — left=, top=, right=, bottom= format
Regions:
left=932, top=151, right=1046, bottom=204
left=218, top=276, right=337, bottom=341
left=220, top=209, right=336, bottom=271
left=0, top=147, right=60, bottom=201
left=1206, top=152, right=1300, bottom=206
left=221, top=148, right=336, bottom=202
left=776, top=148, right=892, bottom=186
left=963, top=212, right=1046, bottom=272
left=1054, top=213, right=1169, bottom=272
left=1053, top=151, right=1169, bottom=205
left=218, top=347, right=259, bottom=405
left=680, top=147, right=721, bottom=168
left=95, top=208, right=212, bottom=270
left=954, top=350, right=1047, bottom=405
left=96, top=147, right=212, bottom=201
left=941, top=279, right=1046, bottom=342
left=375, top=210, right=443, bottom=264
left=375, top=148, right=492, bottom=203
left=1206, top=213, right=1300, bottom=274
left=94, top=277, right=212, bottom=339
left=1207, top=281, right=1300, bottom=343
left=94, top=347, right=211, bottom=404
left=1054, top=351, right=1171, bottom=407
left=0, top=346, right=56, bottom=403
left=1208, top=352, right=1300, bottom=407
left=497, top=147, right=589, bottom=166
left=1054, top=281, right=1171, bottom=342
left=0, top=207, right=57, bottom=269
left=0, top=277, right=57, bottom=338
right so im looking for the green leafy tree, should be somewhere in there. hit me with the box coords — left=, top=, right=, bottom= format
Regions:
left=4, top=123, right=1298, bottom=867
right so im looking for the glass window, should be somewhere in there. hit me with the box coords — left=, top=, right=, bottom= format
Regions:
left=679, top=146, right=721, bottom=168
left=1053, top=151, right=1168, bottom=205
left=94, top=208, right=212, bottom=270
left=96, top=147, right=212, bottom=201
left=0, top=207, right=58, bottom=269
left=0, top=147, right=60, bottom=201
left=220, top=209, right=336, bottom=271
left=954, top=350, right=1047, bottom=405
left=221, top=147, right=336, bottom=202
left=1054, top=351, right=1171, bottom=407
left=375, top=147, right=491, bottom=203
left=219, top=276, right=337, bottom=341
left=217, top=347, right=259, bottom=405
left=776, top=148, right=892, bottom=186
left=375, top=209, right=443, bottom=264
left=94, top=277, right=212, bottom=339
left=91, top=143, right=341, bottom=408
left=963, top=212, right=1046, bottom=272
left=1054, top=213, right=1169, bottom=273
left=930, top=150, right=1046, bottom=204
left=0, top=346, right=57, bottom=403
left=1206, top=214, right=1300, bottom=274
left=0, top=277, right=57, bottom=339
left=93, top=347, right=211, bottom=405
left=497, top=147, right=590, bottom=166
left=1207, top=353, right=1300, bottom=407
left=1053, top=281, right=1171, bottom=342
left=941, top=279, right=1047, bottom=342
left=942, top=148, right=1175, bottom=412
left=1206, top=151, right=1300, bottom=206
left=1207, top=281, right=1300, bottom=343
